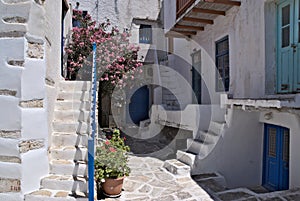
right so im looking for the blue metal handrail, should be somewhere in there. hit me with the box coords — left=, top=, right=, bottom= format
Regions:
left=88, top=43, right=97, bottom=201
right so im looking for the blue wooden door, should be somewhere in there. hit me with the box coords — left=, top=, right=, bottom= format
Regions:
left=192, top=51, right=201, bottom=104
left=128, top=86, right=149, bottom=125
left=263, top=124, right=289, bottom=191
left=277, top=0, right=300, bottom=93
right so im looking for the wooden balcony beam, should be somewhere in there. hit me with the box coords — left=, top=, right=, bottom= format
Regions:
left=192, top=8, right=226, bottom=15
left=203, top=0, right=241, bottom=7
left=182, top=17, right=214, bottom=24
left=177, top=0, right=196, bottom=18
left=175, top=24, right=205, bottom=31
left=174, top=30, right=197, bottom=36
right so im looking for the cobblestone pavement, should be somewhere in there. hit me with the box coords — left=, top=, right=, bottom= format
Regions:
left=98, top=128, right=300, bottom=201
left=98, top=156, right=213, bottom=201
left=98, top=155, right=300, bottom=201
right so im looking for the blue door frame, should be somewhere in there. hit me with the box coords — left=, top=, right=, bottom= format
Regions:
left=263, top=124, right=290, bottom=191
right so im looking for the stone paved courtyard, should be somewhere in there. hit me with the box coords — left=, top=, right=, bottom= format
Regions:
left=97, top=128, right=300, bottom=201
left=98, top=156, right=213, bottom=201
left=97, top=154, right=300, bottom=201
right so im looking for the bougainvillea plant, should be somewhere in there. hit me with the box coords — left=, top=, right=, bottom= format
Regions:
left=65, top=10, right=143, bottom=95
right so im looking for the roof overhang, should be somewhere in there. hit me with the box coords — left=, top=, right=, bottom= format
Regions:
left=167, top=0, right=241, bottom=38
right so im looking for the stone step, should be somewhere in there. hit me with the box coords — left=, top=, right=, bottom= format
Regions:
left=209, top=121, right=226, bottom=135
left=52, top=133, right=89, bottom=147
left=163, top=159, right=190, bottom=177
left=59, top=81, right=92, bottom=92
left=193, top=174, right=227, bottom=194
left=24, top=189, right=88, bottom=201
left=160, top=70, right=175, bottom=76
left=0, top=192, right=22, bottom=201
left=55, top=101, right=91, bottom=111
left=186, top=138, right=210, bottom=156
left=52, top=122, right=89, bottom=134
left=57, top=92, right=91, bottom=102
left=197, top=131, right=219, bottom=145
left=41, top=175, right=87, bottom=193
left=161, top=78, right=178, bottom=84
left=211, top=105, right=226, bottom=123
left=192, top=172, right=227, bottom=188
left=50, top=146, right=87, bottom=161
left=176, top=150, right=196, bottom=167
left=50, top=160, right=87, bottom=177
left=54, top=110, right=90, bottom=123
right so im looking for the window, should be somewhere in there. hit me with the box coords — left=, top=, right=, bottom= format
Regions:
left=139, top=24, right=152, bottom=44
left=215, top=36, right=230, bottom=92
left=72, top=10, right=88, bottom=28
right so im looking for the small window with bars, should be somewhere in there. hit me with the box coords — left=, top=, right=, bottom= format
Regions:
left=268, top=128, right=277, bottom=158
left=215, top=36, right=230, bottom=92
left=139, top=24, right=152, bottom=44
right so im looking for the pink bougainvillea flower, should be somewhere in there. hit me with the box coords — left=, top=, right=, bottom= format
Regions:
left=65, top=12, right=143, bottom=91
left=109, top=147, right=116, bottom=153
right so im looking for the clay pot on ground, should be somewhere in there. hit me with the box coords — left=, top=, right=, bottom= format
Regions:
left=100, top=177, right=125, bottom=197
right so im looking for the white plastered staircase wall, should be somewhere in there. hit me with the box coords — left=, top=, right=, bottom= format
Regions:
left=24, top=81, right=93, bottom=201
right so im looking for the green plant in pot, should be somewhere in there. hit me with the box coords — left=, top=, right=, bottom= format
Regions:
left=95, top=129, right=130, bottom=197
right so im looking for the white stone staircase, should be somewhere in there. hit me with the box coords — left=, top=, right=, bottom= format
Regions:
left=177, top=118, right=226, bottom=173
left=25, top=81, right=92, bottom=201
left=164, top=106, right=227, bottom=177
left=185, top=121, right=225, bottom=160
left=159, top=66, right=190, bottom=111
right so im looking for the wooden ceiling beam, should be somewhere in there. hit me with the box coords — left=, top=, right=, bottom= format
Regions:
left=182, top=17, right=214, bottom=24
left=174, top=30, right=197, bottom=36
left=175, top=24, right=205, bottom=31
left=203, top=0, right=241, bottom=6
left=192, top=8, right=226, bottom=15
left=165, top=32, right=187, bottom=38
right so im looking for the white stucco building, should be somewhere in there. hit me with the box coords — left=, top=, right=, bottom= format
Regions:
left=2, top=0, right=299, bottom=199
left=0, top=0, right=73, bottom=200
left=159, top=0, right=300, bottom=192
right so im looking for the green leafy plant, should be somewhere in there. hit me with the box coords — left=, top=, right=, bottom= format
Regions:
left=95, top=129, right=130, bottom=183
left=108, top=129, right=130, bottom=152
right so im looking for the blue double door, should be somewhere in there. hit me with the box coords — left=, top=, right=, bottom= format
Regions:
left=263, top=124, right=290, bottom=191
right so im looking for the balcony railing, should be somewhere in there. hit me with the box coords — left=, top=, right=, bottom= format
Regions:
left=176, top=0, right=195, bottom=18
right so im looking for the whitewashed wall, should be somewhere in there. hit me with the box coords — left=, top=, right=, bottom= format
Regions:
left=191, top=1, right=268, bottom=101
left=69, top=0, right=162, bottom=29
left=0, top=0, right=67, bottom=200
left=164, top=0, right=273, bottom=104
left=69, top=0, right=165, bottom=60
left=163, top=0, right=176, bottom=32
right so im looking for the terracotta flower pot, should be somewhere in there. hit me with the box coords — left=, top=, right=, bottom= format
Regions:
left=101, top=177, right=125, bottom=197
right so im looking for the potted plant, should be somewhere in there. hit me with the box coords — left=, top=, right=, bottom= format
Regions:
left=95, top=129, right=130, bottom=197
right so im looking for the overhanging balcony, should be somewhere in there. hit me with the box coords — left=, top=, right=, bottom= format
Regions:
left=165, top=0, right=241, bottom=37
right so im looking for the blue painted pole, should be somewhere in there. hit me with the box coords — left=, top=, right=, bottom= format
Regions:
left=88, top=42, right=97, bottom=201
